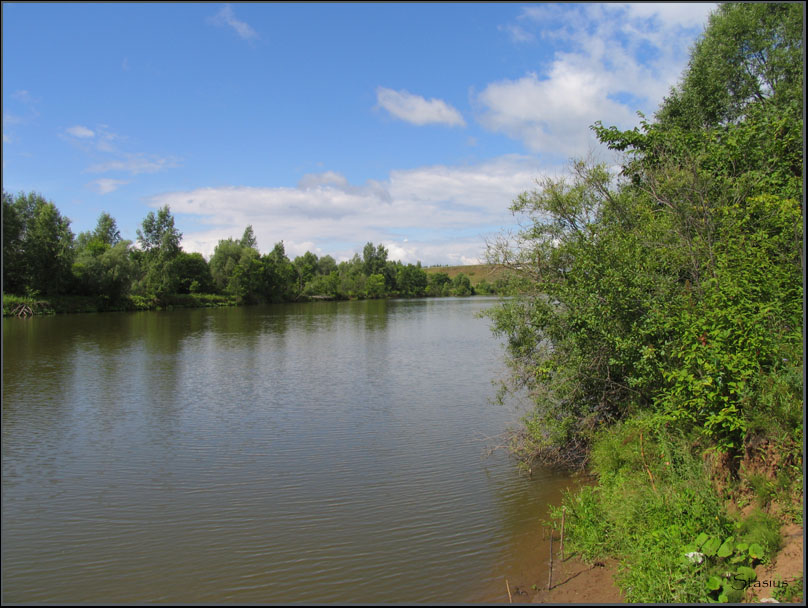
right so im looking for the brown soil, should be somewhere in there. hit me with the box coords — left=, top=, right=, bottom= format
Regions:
left=529, top=557, right=623, bottom=604
left=745, top=523, right=804, bottom=603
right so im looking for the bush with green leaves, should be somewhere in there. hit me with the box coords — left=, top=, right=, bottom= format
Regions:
left=552, top=415, right=732, bottom=602
left=488, top=1, right=803, bottom=467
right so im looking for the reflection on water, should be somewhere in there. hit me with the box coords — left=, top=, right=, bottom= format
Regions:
left=2, top=298, right=567, bottom=604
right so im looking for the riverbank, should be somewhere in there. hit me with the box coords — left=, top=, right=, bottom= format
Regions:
left=2, top=291, right=510, bottom=318
left=2, top=292, right=241, bottom=317
left=519, top=429, right=804, bottom=604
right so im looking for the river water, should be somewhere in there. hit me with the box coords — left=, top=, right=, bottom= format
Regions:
left=2, top=298, right=569, bottom=603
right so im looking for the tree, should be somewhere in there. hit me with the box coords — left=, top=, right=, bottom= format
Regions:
left=137, top=205, right=181, bottom=254
left=175, top=251, right=214, bottom=294
left=210, top=238, right=245, bottom=292
left=365, top=273, right=386, bottom=299
left=92, top=212, right=122, bottom=247
left=261, top=241, right=297, bottom=301
left=2, top=190, right=25, bottom=293
left=426, top=272, right=451, bottom=297
left=294, top=251, right=319, bottom=294
left=240, top=225, right=258, bottom=250
left=655, top=2, right=803, bottom=130
left=362, top=242, right=388, bottom=276
left=396, top=263, right=427, bottom=297
left=450, top=272, right=472, bottom=297
left=135, top=205, right=183, bottom=299
left=316, top=254, right=337, bottom=276
left=72, top=240, right=135, bottom=303
left=488, top=2, right=803, bottom=465
left=3, top=191, right=75, bottom=296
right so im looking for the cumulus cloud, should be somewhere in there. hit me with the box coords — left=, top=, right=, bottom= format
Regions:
left=149, top=155, right=548, bottom=264
left=66, top=125, right=95, bottom=138
left=208, top=4, right=259, bottom=41
left=481, top=3, right=715, bottom=160
left=376, top=87, right=466, bottom=127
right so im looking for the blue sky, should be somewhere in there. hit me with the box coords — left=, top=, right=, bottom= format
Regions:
left=2, top=2, right=716, bottom=264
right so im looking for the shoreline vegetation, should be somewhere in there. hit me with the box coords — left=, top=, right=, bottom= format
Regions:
left=2, top=263, right=519, bottom=318
left=2, top=176, right=527, bottom=318
left=486, top=3, right=803, bottom=604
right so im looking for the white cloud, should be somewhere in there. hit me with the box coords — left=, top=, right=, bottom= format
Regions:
left=482, top=3, right=715, bottom=160
left=86, top=154, right=180, bottom=175
left=615, top=2, right=716, bottom=29
left=12, top=90, right=34, bottom=103
left=89, top=178, right=129, bottom=194
left=476, top=63, right=636, bottom=159
left=208, top=4, right=258, bottom=41
left=498, top=23, right=535, bottom=43
left=148, top=155, right=548, bottom=264
left=66, top=125, right=95, bottom=138
left=376, top=87, right=466, bottom=127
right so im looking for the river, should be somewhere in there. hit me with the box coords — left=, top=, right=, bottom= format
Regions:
left=2, top=297, right=569, bottom=603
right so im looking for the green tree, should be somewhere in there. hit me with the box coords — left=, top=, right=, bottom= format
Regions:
left=396, top=263, right=427, bottom=297
left=294, top=251, right=319, bottom=294
left=135, top=205, right=183, bottom=299
left=261, top=241, right=297, bottom=301
left=656, top=2, right=803, bottom=130
left=72, top=240, right=135, bottom=303
left=4, top=192, right=76, bottom=296
left=92, top=211, right=122, bottom=247
left=365, top=273, right=386, bottom=299
left=175, top=251, right=214, bottom=294
left=2, top=190, right=25, bottom=294
left=210, top=238, right=245, bottom=293
left=450, top=273, right=472, bottom=296
left=316, top=254, right=337, bottom=276
left=426, top=272, right=451, bottom=297
left=240, top=225, right=258, bottom=250
left=362, top=242, right=388, bottom=277
left=488, top=2, right=803, bottom=465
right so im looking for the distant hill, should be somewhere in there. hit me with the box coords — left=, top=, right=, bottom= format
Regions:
left=423, top=263, right=516, bottom=287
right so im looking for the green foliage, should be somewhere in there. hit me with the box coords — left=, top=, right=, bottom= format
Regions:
left=134, top=205, right=183, bottom=300
left=174, top=251, right=214, bottom=295
left=554, top=416, right=731, bottom=602
left=734, top=509, right=782, bottom=561
left=73, top=240, right=135, bottom=304
left=2, top=190, right=25, bottom=293
left=450, top=273, right=472, bottom=296
left=675, top=509, right=781, bottom=603
left=365, top=273, right=386, bottom=299
left=490, top=3, right=803, bottom=465
left=3, top=198, right=487, bottom=310
left=239, top=224, right=258, bottom=249
left=496, top=5, right=802, bottom=602
left=362, top=242, right=388, bottom=277
left=395, top=263, right=428, bottom=297
left=772, top=575, right=803, bottom=603
left=426, top=271, right=451, bottom=297
left=3, top=191, right=76, bottom=296
left=656, top=2, right=803, bottom=131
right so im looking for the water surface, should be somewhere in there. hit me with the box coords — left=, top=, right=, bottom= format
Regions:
left=3, top=298, right=567, bottom=603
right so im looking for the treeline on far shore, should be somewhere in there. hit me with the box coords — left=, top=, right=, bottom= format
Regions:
left=2, top=191, right=524, bottom=316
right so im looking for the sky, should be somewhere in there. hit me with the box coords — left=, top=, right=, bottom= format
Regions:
left=2, top=2, right=717, bottom=265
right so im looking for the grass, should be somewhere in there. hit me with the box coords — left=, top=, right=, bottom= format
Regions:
left=423, top=263, right=518, bottom=287
left=550, top=411, right=801, bottom=603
